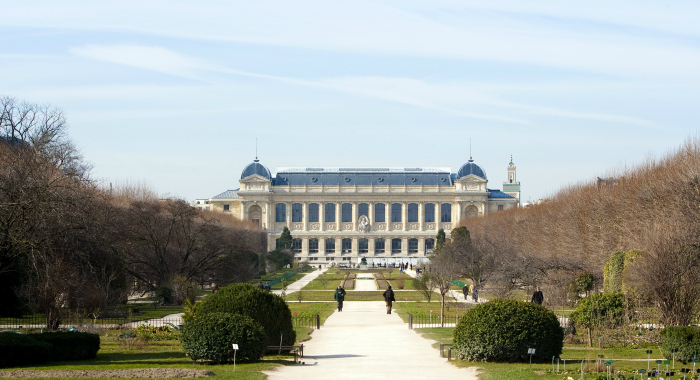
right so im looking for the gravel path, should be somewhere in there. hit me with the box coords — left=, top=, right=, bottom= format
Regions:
left=0, top=368, right=214, bottom=378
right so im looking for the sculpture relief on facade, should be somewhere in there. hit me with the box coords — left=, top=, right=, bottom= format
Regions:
left=358, top=215, right=370, bottom=233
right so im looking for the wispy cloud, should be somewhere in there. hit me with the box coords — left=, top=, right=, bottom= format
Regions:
left=69, top=44, right=654, bottom=127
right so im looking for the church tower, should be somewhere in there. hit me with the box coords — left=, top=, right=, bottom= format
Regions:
left=503, top=156, right=520, bottom=205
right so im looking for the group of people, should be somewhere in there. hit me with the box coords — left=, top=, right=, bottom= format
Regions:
left=333, top=284, right=396, bottom=314
left=257, top=282, right=272, bottom=292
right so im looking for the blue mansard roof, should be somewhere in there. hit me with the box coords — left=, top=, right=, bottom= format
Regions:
left=456, top=160, right=487, bottom=180
left=212, top=189, right=239, bottom=199
left=487, top=189, right=515, bottom=199
left=272, top=167, right=453, bottom=186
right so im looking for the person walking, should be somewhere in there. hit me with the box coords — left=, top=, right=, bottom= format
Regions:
left=383, top=285, right=395, bottom=314
left=334, top=285, right=346, bottom=312
left=531, top=287, right=544, bottom=305
left=462, top=284, right=469, bottom=300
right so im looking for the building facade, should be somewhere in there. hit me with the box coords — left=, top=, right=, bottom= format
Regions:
left=207, top=157, right=519, bottom=266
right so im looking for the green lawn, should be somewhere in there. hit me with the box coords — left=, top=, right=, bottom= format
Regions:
left=415, top=327, right=673, bottom=380
left=394, top=302, right=473, bottom=321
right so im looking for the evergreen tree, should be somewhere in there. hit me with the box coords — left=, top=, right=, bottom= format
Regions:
left=279, top=226, right=293, bottom=250
left=435, top=228, right=446, bottom=252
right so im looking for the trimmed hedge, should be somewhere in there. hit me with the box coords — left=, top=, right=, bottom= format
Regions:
left=32, top=332, right=100, bottom=361
left=181, top=312, right=266, bottom=363
left=197, top=283, right=295, bottom=346
left=661, top=326, right=700, bottom=361
left=0, top=333, right=51, bottom=368
left=453, top=299, right=564, bottom=362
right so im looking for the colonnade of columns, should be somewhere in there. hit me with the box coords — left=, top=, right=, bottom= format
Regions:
left=279, top=201, right=456, bottom=232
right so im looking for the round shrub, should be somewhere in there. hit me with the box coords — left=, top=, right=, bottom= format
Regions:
left=0, top=332, right=51, bottom=368
left=453, top=299, right=563, bottom=362
left=197, top=283, right=295, bottom=346
left=181, top=312, right=266, bottom=363
left=32, top=332, right=100, bottom=361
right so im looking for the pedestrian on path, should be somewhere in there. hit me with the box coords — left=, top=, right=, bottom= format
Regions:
left=462, top=284, right=469, bottom=300
left=531, top=287, right=544, bottom=305
left=383, top=286, right=395, bottom=314
left=334, top=285, right=346, bottom=312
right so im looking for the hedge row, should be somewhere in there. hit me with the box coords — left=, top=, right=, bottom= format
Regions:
left=661, top=326, right=700, bottom=361
left=0, top=332, right=100, bottom=368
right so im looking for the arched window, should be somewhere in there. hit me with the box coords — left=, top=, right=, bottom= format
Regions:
left=425, top=238, right=435, bottom=254
left=275, top=203, right=286, bottom=222
left=391, top=238, right=402, bottom=254
left=408, top=203, right=418, bottom=222
left=441, top=203, right=452, bottom=223
left=308, top=203, right=319, bottom=222
left=325, top=204, right=336, bottom=223
left=375, top=203, right=385, bottom=222
left=292, top=203, right=303, bottom=222
left=292, top=238, right=302, bottom=253
left=408, top=238, right=418, bottom=253
left=358, top=203, right=369, bottom=218
left=309, top=238, right=319, bottom=253
left=375, top=238, right=385, bottom=253
left=325, top=238, right=336, bottom=253
left=391, top=203, right=402, bottom=222
left=359, top=238, right=368, bottom=254
left=342, top=238, right=352, bottom=253
left=342, top=203, right=353, bottom=222
left=424, top=203, right=435, bottom=223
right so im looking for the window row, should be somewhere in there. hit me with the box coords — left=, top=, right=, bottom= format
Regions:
left=275, top=203, right=452, bottom=223
left=276, top=238, right=435, bottom=254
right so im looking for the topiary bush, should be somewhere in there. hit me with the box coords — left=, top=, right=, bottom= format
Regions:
left=453, top=299, right=564, bottom=362
left=181, top=312, right=266, bottom=363
left=32, top=332, right=100, bottom=361
left=661, top=326, right=700, bottom=361
left=0, top=332, right=51, bottom=368
left=197, top=283, right=295, bottom=346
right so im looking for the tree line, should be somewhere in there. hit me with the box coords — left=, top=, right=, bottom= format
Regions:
left=430, top=138, right=700, bottom=325
left=0, top=96, right=266, bottom=328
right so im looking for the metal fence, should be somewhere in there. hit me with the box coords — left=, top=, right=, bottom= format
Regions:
left=0, top=316, right=184, bottom=330
left=292, top=314, right=321, bottom=329
left=407, top=313, right=460, bottom=329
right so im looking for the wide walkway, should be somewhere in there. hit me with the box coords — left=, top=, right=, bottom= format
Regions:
left=272, top=267, right=328, bottom=296
left=263, top=301, right=478, bottom=380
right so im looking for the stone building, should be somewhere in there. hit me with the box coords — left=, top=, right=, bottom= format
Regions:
left=206, top=157, right=519, bottom=266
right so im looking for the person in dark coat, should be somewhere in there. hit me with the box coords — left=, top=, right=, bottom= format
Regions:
left=334, top=285, right=346, bottom=312
left=531, top=287, right=544, bottom=305
left=383, top=285, right=396, bottom=314
left=462, top=284, right=469, bottom=300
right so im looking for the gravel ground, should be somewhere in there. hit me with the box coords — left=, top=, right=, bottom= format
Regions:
left=0, top=368, right=215, bottom=378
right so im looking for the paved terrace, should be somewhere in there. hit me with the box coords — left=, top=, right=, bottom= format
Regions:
left=264, top=301, right=478, bottom=380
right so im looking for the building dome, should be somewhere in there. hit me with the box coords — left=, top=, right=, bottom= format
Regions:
left=241, top=160, right=271, bottom=180
left=457, top=159, right=487, bottom=180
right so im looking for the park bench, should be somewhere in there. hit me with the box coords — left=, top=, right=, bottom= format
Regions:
left=266, top=344, right=304, bottom=359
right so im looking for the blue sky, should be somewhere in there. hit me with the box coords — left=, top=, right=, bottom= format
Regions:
left=2, top=1, right=699, bottom=202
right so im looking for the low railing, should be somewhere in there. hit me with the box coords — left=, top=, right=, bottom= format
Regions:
left=0, top=317, right=184, bottom=330
left=292, top=314, right=321, bottom=329
left=407, top=313, right=460, bottom=329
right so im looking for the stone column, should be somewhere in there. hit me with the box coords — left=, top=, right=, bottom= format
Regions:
left=352, top=202, right=358, bottom=231
left=352, top=237, right=358, bottom=256
left=319, top=202, right=325, bottom=231
left=302, top=237, right=308, bottom=255
left=418, top=201, right=424, bottom=231
left=402, top=237, right=408, bottom=255
left=286, top=202, right=292, bottom=229
left=303, top=202, right=309, bottom=231
left=418, top=237, right=425, bottom=256
left=319, top=238, right=326, bottom=254
left=402, top=202, right=408, bottom=231
left=335, top=202, right=341, bottom=231
left=369, top=238, right=375, bottom=255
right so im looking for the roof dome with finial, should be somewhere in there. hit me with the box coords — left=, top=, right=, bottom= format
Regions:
left=456, top=157, right=487, bottom=180
left=241, top=159, right=271, bottom=180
